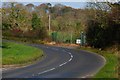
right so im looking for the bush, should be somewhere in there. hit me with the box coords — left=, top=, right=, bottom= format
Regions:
left=86, top=19, right=120, bottom=49
left=86, top=20, right=105, bottom=48
left=2, top=30, right=13, bottom=37
left=11, top=28, right=23, bottom=37
left=23, top=30, right=35, bottom=39
left=34, top=27, right=48, bottom=40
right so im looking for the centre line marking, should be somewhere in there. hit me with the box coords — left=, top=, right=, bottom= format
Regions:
left=38, top=67, right=56, bottom=75
left=32, top=49, right=73, bottom=77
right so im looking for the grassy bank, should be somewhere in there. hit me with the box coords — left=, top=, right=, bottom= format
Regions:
left=3, top=36, right=45, bottom=44
left=80, top=47, right=118, bottom=78
left=2, top=42, right=44, bottom=65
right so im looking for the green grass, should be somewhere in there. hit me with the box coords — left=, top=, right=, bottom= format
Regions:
left=80, top=47, right=118, bottom=78
left=3, top=36, right=45, bottom=44
left=2, top=42, right=44, bottom=65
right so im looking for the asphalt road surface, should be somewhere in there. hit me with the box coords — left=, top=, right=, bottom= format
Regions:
left=2, top=44, right=106, bottom=78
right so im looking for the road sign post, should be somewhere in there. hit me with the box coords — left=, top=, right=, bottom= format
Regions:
left=80, top=32, right=86, bottom=46
left=51, top=31, right=57, bottom=42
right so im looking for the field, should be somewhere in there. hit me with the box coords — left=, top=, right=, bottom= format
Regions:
left=2, top=42, right=44, bottom=65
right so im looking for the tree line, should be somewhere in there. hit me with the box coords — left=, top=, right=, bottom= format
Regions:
left=1, top=2, right=120, bottom=49
left=86, top=2, right=120, bottom=48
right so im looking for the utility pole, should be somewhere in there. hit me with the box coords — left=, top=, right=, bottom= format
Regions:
left=47, top=3, right=51, bottom=32
left=70, top=31, right=73, bottom=44
left=48, top=14, right=51, bottom=32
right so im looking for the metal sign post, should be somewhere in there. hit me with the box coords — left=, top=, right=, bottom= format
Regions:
left=80, top=32, right=86, bottom=46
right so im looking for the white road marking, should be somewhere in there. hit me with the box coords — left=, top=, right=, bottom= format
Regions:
left=59, top=62, right=67, bottom=67
left=69, top=58, right=72, bottom=62
left=81, top=74, right=93, bottom=78
left=59, top=64, right=64, bottom=67
left=38, top=68, right=56, bottom=75
left=32, top=49, right=73, bottom=77
left=81, top=77, right=85, bottom=78
left=58, top=52, right=73, bottom=67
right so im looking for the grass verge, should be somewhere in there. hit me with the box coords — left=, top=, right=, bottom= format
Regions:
left=3, top=36, right=45, bottom=44
left=79, top=47, right=118, bottom=78
left=2, top=42, right=44, bottom=65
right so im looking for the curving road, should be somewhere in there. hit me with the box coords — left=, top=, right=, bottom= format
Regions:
left=2, top=44, right=106, bottom=78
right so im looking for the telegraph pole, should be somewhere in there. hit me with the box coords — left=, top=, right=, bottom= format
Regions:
left=48, top=14, right=51, bottom=32
left=47, top=3, right=51, bottom=32
left=70, top=31, right=73, bottom=44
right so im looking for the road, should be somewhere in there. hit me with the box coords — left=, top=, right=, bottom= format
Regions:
left=2, top=44, right=106, bottom=78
